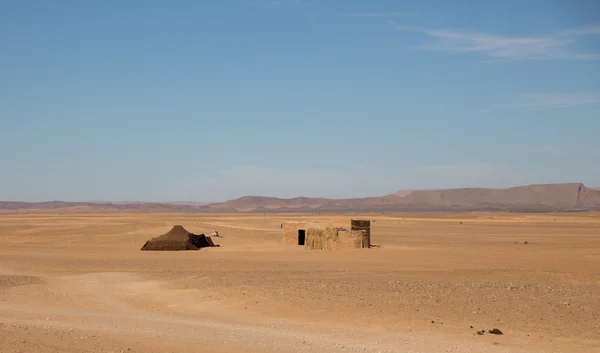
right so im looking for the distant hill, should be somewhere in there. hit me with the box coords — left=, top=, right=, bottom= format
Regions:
left=2, top=183, right=600, bottom=213
left=394, top=188, right=508, bottom=197
left=87, top=201, right=210, bottom=206
left=390, top=183, right=599, bottom=210
left=0, top=201, right=206, bottom=213
left=199, top=183, right=600, bottom=213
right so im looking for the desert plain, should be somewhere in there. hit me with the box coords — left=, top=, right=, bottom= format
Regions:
left=0, top=212, right=599, bottom=353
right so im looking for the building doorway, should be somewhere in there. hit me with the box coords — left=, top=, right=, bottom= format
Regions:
left=297, top=229, right=306, bottom=245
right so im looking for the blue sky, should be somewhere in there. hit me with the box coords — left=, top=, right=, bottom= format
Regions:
left=1, top=0, right=599, bottom=202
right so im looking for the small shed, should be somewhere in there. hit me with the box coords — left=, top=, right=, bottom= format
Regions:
left=282, top=219, right=371, bottom=249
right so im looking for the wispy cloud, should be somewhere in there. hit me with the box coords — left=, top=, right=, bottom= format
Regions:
left=245, top=0, right=308, bottom=8
left=154, top=162, right=598, bottom=201
left=407, top=163, right=546, bottom=189
left=479, top=92, right=600, bottom=113
left=179, top=165, right=395, bottom=201
left=558, top=24, right=600, bottom=37
left=390, top=23, right=600, bottom=60
left=336, top=11, right=424, bottom=21
left=178, top=164, right=542, bottom=200
left=512, top=93, right=600, bottom=109
left=411, top=163, right=507, bottom=180
left=519, top=146, right=555, bottom=154
left=245, top=4, right=598, bottom=61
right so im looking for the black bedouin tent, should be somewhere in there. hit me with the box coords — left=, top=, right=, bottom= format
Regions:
left=140, top=225, right=219, bottom=251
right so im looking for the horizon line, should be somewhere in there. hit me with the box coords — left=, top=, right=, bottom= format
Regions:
left=1, top=182, right=595, bottom=204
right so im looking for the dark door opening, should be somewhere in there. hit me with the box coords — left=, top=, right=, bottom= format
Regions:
left=298, top=229, right=306, bottom=246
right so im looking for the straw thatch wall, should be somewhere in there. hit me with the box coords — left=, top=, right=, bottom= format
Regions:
left=282, top=221, right=306, bottom=244
left=305, top=228, right=340, bottom=250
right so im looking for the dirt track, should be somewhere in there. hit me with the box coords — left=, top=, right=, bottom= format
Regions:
left=1, top=213, right=599, bottom=352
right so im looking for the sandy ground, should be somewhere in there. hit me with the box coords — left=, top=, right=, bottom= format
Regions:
left=0, top=212, right=599, bottom=353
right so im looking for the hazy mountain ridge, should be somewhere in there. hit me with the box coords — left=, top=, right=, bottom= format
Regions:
left=0, top=201, right=204, bottom=213
left=203, top=183, right=600, bottom=213
left=2, top=183, right=600, bottom=213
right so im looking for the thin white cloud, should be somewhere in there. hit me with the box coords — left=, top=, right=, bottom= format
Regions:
left=514, top=93, right=600, bottom=109
left=179, top=165, right=395, bottom=201
left=390, top=23, right=600, bottom=60
left=244, top=5, right=599, bottom=61
left=411, top=163, right=508, bottom=181
left=517, top=146, right=556, bottom=154
left=483, top=92, right=600, bottom=112
left=336, top=12, right=423, bottom=21
left=99, top=161, right=599, bottom=201
left=178, top=163, right=568, bottom=201
left=558, top=24, right=600, bottom=37
left=406, top=163, right=548, bottom=189
left=245, top=0, right=307, bottom=8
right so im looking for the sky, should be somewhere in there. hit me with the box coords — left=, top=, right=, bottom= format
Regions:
left=1, top=0, right=599, bottom=202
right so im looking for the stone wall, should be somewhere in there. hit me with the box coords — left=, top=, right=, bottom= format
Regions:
left=282, top=221, right=306, bottom=245
left=336, top=230, right=365, bottom=249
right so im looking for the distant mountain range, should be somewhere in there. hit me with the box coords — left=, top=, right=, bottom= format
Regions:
left=2, top=183, right=600, bottom=213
